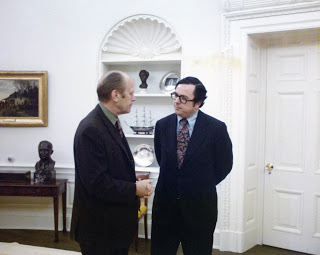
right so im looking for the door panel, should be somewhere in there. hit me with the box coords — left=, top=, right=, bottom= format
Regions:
left=275, top=92, right=304, bottom=172
left=263, top=43, right=320, bottom=255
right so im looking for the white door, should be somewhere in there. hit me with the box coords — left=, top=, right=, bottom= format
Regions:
left=263, top=43, right=320, bottom=254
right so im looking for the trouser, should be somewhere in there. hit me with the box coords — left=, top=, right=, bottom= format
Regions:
left=151, top=199, right=216, bottom=255
left=79, top=240, right=129, bottom=255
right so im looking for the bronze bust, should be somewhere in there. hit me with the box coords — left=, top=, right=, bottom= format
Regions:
left=34, top=140, right=56, bottom=183
left=139, top=70, right=149, bottom=89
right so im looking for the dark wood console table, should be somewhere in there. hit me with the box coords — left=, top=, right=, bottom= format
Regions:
left=0, top=179, right=67, bottom=242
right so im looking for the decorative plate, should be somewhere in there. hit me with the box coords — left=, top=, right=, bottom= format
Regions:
left=160, top=72, right=179, bottom=93
left=133, top=144, right=155, bottom=167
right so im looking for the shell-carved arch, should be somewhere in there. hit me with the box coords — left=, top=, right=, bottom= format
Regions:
left=101, top=15, right=181, bottom=59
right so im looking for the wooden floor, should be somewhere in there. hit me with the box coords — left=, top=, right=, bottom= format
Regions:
left=0, top=229, right=311, bottom=255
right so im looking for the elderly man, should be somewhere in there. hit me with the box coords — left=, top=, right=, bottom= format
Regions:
left=71, top=71, right=153, bottom=255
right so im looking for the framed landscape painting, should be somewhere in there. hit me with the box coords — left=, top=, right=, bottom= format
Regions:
left=0, top=71, right=48, bottom=127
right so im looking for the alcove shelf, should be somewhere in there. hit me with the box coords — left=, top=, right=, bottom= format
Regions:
left=134, top=93, right=171, bottom=98
left=126, top=134, right=154, bottom=138
left=99, top=14, right=182, bottom=169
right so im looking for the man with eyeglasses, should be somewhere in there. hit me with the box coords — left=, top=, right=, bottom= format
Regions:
left=151, top=76, right=233, bottom=255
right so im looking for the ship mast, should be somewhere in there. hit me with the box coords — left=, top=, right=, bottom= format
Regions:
left=135, top=109, right=138, bottom=126
left=142, top=107, right=146, bottom=126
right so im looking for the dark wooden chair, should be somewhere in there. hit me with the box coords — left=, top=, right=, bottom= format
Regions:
left=135, top=171, right=150, bottom=252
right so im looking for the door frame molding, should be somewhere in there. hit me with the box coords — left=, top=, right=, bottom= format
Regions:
left=220, top=2, right=320, bottom=252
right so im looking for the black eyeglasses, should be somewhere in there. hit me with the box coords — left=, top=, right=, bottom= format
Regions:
left=171, top=92, right=195, bottom=104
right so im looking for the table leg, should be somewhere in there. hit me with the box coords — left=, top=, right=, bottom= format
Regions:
left=53, top=196, right=59, bottom=242
left=62, top=189, right=67, bottom=232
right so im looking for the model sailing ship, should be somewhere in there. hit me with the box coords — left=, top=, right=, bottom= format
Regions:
left=128, top=107, right=154, bottom=134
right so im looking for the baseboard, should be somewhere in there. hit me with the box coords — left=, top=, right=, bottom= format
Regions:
left=0, top=214, right=71, bottom=231
left=219, top=227, right=258, bottom=253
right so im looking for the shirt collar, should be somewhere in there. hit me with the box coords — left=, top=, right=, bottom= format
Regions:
left=177, top=110, right=199, bottom=125
left=99, top=102, right=118, bottom=126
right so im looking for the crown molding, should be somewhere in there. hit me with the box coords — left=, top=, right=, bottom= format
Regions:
left=223, top=1, right=320, bottom=20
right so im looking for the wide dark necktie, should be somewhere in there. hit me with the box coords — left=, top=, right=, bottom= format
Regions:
left=115, top=119, right=124, bottom=138
left=177, top=118, right=190, bottom=168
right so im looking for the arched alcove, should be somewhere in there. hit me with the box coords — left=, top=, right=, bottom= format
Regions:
left=100, top=14, right=181, bottom=60
left=98, top=15, right=183, bottom=240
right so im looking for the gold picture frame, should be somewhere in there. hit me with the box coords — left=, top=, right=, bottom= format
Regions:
left=0, top=71, right=48, bottom=127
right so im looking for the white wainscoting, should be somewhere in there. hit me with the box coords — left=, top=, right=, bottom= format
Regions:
left=0, top=166, right=160, bottom=240
left=0, top=166, right=75, bottom=231
left=0, top=166, right=227, bottom=249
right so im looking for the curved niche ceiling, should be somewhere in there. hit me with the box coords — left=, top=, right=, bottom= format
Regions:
left=102, top=15, right=181, bottom=59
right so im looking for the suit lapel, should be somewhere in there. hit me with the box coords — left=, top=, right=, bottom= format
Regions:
left=165, top=114, right=178, bottom=166
left=121, top=134, right=134, bottom=163
left=183, top=111, right=207, bottom=166
left=164, top=112, right=207, bottom=169
left=97, top=106, right=134, bottom=169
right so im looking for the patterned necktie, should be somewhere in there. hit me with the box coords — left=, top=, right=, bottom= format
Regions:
left=115, top=119, right=124, bottom=138
left=177, top=118, right=190, bottom=168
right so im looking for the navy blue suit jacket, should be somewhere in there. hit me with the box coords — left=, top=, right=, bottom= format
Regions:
left=152, top=110, right=233, bottom=229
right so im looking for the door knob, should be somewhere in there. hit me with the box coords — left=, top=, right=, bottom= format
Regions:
left=266, top=163, right=273, bottom=174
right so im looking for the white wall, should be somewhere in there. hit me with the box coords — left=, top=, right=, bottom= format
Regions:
left=0, top=0, right=224, bottom=169
left=0, top=0, right=229, bottom=244
left=4, top=1, right=317, bottom=252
